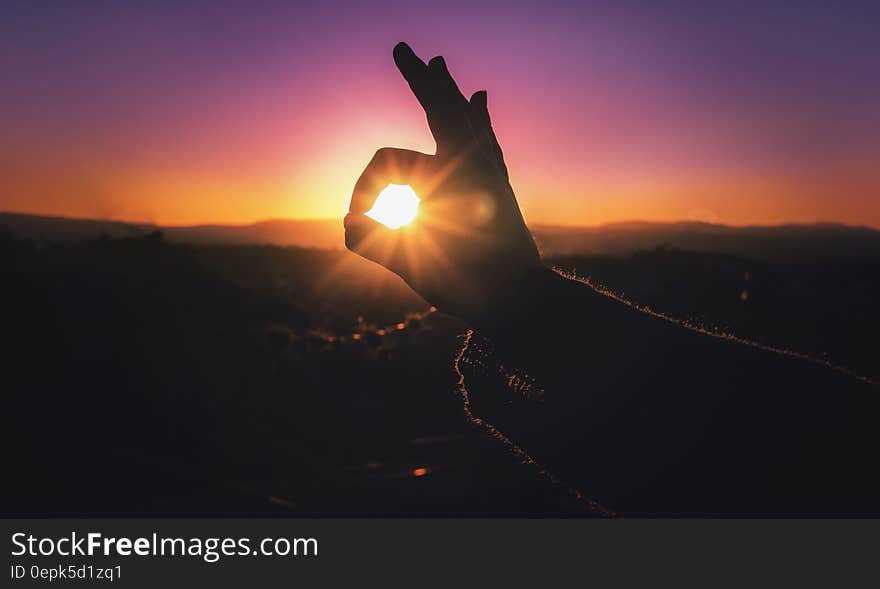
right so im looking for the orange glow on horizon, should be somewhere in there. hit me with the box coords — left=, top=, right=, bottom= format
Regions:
left=3, top=129, right=878, bottom=229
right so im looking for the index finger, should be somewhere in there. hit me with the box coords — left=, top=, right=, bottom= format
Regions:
left=348, top=147, right=433, bottom=214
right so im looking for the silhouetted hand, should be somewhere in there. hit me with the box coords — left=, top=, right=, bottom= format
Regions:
left=345, top=42, right=540, bottom=321
left=343, top=44, right=880, bottom=519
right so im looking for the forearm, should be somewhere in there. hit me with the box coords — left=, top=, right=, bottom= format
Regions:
left=461, top=266, right=880, bottom=515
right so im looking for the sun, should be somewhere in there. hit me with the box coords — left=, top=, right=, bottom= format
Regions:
left=365, top=184, right=420, bottom=229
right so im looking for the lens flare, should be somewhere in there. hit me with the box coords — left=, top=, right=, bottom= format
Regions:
left=365, top=184, right=420, bottom=229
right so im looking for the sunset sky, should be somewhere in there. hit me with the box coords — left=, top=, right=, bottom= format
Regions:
left=2, top=0, right=879, bottom=227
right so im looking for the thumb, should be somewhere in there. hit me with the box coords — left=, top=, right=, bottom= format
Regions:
left=344, top=213, right=407, bottom=276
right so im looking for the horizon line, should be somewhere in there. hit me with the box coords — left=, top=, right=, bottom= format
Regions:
left=1, top=209, right=877, bottom=232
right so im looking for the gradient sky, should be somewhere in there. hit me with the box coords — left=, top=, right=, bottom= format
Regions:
left=2, top=0, right=879, bottom=227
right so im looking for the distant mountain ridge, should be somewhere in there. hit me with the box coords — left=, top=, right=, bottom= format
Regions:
left=2, top=212, right=879, bottom=261
left=531, top=220, right=880, bottom=261
left=0, top=213, right=343, bottom=249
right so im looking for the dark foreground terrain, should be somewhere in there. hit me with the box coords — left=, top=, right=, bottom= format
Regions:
left=2, top=230, right=877, bottom=516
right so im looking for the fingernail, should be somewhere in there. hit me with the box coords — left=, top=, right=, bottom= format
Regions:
left=394, top=42, right=426, bottom=78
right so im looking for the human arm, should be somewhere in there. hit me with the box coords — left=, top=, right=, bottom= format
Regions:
left=345, top=43, right=880, bottom=516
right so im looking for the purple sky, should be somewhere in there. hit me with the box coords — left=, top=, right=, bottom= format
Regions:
left=2, top=0, right=878, bottom=226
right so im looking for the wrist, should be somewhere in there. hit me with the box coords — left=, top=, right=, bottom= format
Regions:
left=466, top=264, right=569, bottom=334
